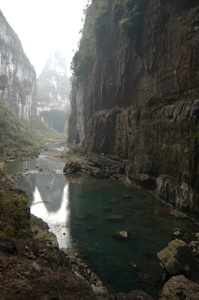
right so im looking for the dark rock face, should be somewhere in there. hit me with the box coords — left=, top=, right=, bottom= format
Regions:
left=68, top=0, right=199, bottom=216
left=0, top=10, right=36, bottom=120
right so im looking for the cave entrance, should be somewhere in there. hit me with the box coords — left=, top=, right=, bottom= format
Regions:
left=40, top=110, right=66, bottom=133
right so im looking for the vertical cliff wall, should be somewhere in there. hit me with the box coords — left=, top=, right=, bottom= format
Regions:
left=0, top=10, right=36, bottom=120
left=68, top=0, right=199, bottom=216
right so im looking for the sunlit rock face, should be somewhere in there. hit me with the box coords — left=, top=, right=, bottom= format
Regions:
left=68, top=0, right=199, bottom=215
left=0, top=10, right=36, bottom=120
left=37, top=51, right=70, bottom=133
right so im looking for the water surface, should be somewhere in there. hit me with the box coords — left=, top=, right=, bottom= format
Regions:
left=5, top=143, right=198, bottom=298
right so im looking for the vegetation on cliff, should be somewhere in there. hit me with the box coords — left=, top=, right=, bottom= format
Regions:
left=0, top=104, right=62, bottom=161
left=71, top=0, right=147, bottom=77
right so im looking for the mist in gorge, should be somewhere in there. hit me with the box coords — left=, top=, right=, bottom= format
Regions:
left=0, top=1, right=199, bottom=300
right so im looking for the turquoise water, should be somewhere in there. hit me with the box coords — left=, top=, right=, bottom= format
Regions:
left=68, top=178, right=197, bottom=297
left=5, top=145, right=198, bottom=298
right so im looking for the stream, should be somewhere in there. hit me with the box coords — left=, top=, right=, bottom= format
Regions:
left=4, top=141, right=198, bottom=298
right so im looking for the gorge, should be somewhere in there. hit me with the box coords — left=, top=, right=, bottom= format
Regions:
left=0, top=1, right=199, bottom=299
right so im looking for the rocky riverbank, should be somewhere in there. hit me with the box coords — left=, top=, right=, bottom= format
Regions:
left=1, top=147, right=199, bottom=299
left=0, top=148, right=155, bottom=299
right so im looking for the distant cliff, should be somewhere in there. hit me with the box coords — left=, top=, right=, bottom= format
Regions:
left=0, top=10, right=36, bottom=120
left=37, top=51, right=70, bottom=132
left=68, top=0, right=199, bottom=216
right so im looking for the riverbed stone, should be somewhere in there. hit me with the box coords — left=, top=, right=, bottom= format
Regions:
left=113, top=231, right=129, bottom=240
left=106, top=215, right=125, bottom=221
left=159, top=275, right=199, bottom=300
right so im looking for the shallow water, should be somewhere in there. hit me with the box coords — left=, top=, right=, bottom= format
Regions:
left=5, top=142, right=198, bottom=298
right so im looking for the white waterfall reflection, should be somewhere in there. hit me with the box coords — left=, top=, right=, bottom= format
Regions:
left=31, top=184, right=71, bottom=249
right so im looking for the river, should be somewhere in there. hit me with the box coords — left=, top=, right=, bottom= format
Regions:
left=4, top=140, right=198, bottom=298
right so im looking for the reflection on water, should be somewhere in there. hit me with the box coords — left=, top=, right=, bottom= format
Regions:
left=31, top=184, right=71, bottom=248
left=5, top=144, right=71, bottom=249
left=5, top=144, right=198, bottom=298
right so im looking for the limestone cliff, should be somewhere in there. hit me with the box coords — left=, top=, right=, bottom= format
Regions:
left=68, top=0, right=199, bottom=216
left=0, top=10, right=36, bottom=120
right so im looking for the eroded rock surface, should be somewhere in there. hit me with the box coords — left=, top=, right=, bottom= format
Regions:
left=159, top=275, right=199, bottom=300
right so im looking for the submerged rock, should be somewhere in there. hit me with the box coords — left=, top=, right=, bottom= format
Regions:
left=106, top=215, right=125, bottom=221
left=159, top=275, right=199, bottom=300
left=109, top=198, right=120, bottom=204
left=122, top=194, right=132, bottom=199
left=113, top=231, right=129, bottom=240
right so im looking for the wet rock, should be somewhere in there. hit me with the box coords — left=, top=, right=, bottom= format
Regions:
left=128, top=262, right=139, bottom=271
left=113, top=231, right=129, bottom=240
left=157, top=239, right=199, bottom=281
left=159, top=275, right=199, bottom=300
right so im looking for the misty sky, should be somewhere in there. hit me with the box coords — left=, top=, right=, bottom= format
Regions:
left=0, top=0, right=88, bottom=76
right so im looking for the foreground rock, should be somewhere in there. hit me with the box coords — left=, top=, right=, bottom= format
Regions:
left=0, top=235, right=96, bottom=300
left=157, top=239, right=199, bottom=281
left=159, top=275, right=199, bottom=300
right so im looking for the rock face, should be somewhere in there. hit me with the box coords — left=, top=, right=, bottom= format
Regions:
left=0, top=10, right=36, bottom=120
left=68, top=0, right=199, bottom=216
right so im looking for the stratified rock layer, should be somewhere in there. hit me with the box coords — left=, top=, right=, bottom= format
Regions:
left=0, top=10, right=36, bottom=120
left=68, top=0, right=199, bottom=216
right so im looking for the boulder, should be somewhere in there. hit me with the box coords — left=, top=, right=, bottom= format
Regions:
left=159, top=275, right=199, bottom=300
left=157, top=239, right=199, bottom=281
